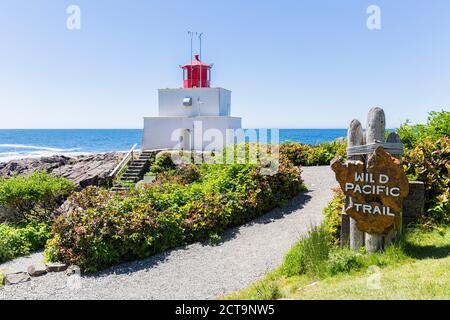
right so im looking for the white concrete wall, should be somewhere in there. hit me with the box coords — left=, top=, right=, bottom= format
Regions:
left=158, top=88, right=231, bottom=117
left=142, top=116, right=242, bottom=151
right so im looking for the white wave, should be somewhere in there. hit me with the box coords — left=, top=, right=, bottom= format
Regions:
left=0, top=151, right=91, bottom=163
left=0, top=144, right=80, bottom=152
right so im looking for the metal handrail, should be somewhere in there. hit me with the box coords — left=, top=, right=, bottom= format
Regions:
left=109, top=143, right=138, bottom=178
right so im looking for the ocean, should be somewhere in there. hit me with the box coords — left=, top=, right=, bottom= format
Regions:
left=0, top=129, right=346, bottom=163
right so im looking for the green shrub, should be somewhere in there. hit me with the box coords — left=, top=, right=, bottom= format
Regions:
left=0, top=171, right=75, bottom=224
left=156, top=164, right=201, bottom=185
left=150, top=152, right=176, bottom=174
left=322, top=188, right=345, bottom=246
left=398, top=110, right=450, bottom=149
left=327, top=249, right=364, bottom=275
left=403, top=137, right=450, bottom=225
left=0, top=222, right=51, bottom=262
left=280, top=140, right=347, bottom=167
left=46, top=161, right=305, bottom=272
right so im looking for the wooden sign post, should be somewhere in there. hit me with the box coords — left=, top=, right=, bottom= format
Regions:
left=331, top=107, right=409, bottom=252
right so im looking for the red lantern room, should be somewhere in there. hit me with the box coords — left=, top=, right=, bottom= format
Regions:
left=181, top=54, right=211, bottom=88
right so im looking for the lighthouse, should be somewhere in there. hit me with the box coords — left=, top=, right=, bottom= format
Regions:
left=142, top=47, right=242, bottom=151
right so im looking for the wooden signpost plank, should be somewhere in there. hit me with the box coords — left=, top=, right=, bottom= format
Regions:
left=331, top=107, right=409, bottom=253
left=347, top=119, right=365, bottom=250
left=365, top=107, right=387, bottom=252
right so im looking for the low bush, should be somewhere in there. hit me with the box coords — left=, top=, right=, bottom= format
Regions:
left=322, top=187, right=344, bottom=246
left=327, top=249, right=364, bottom=275
left=149, top=152, right=176, bottom=174
left=398, top=110, right=450, bottom=150
left=46, top=160, right=305, bottom=272
left=0, top=171, right=75, bottom=224
left=403, top=137, right=450, bottom=225
left=0, top=222, right=51, bottom=262
left=280, top=140, right=347, bottom=167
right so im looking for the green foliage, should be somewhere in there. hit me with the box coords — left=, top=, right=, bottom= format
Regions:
left=280, top=140, right=347, bottom=167
left=322, top=188, right=344, bottom=246
left=279, top=223, right=412, bottom=280
left=281, top=225, right=331, bottom=278
left=403, top=137, right=450, bottom=225
left=398, top=110, right=450, bottom=149
left=0, top=171, right=75, bottom=224
left=326, top=249, right=364, bottom=275
left=0, top=222, right=51, bottom=263
left=149, top=152, right=176, bottom=174
left=46, top=161, right=305, bottom=272
left=156, top=164, right=201, bottom=185
left=253, top=281, right=282, bottom=300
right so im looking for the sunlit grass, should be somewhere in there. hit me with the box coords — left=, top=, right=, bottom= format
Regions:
left=223, top=226, right=450, bottom=300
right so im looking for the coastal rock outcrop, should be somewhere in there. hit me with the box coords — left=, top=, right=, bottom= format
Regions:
left=0, top=153, right=124, bottom=189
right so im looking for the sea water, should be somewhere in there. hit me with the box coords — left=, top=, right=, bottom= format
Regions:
left=0, top=129, right=346, bottom=163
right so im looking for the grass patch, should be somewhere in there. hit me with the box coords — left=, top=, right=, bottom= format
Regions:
left=224, top=226, right=450, bottom=300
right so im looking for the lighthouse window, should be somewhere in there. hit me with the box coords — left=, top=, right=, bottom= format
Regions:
left=183, top=97, right=193, bottom=106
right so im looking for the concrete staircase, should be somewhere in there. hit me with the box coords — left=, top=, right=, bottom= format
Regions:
left=111, top=150, right=154, bottom=192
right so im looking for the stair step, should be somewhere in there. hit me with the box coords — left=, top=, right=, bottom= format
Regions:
left=129, top=162, right=147, bottom=166
left=128, top=166, right=145, bottom=170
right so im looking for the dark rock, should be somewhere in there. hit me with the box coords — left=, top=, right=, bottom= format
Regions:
left=3, top=272, right=31, bottom=285
left=0, top=152, right=124, bottom=190
left=51, top=153, right=123, bottom=189
left=27, top=264, right=48, bottom=277
left=0, top=155, right=72, bottom=177
left=46, top=262, right=68, bottom=272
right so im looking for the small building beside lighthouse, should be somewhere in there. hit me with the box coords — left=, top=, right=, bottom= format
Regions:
left=142, top=53, right=242, bottom=151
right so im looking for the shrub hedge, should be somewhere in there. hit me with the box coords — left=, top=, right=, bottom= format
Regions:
left=322, top=187, right=345, bottom=246
left=0, top=171, right=75, bottom=224
left=0, top=222, right=51, bottom=262
left=45, top=160, right=305, bottom=272
left=398, top=110, right=450, bottom=149
left=403, top=137, right=450, bottom=225
left=280, top=140, right=347, bottom=167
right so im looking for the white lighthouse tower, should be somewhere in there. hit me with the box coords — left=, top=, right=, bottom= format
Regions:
left=142, top=43, right=242, bottom=151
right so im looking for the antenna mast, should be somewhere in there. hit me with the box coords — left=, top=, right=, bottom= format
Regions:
left=187, top=31, right=195, bottom=87
left=198, top=32, right=203, bottom=88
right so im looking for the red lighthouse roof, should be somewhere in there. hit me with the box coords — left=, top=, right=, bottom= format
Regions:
left=182, top=54, right=211, bottom=68
left=181, top=54, right=212, bottom=88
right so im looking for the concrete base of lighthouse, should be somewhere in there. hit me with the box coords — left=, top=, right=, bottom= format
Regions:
left=142, top=116, right=242, bottom=151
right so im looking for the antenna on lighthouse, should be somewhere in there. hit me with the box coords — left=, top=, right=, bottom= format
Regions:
left=188, top=31, right=195, bottom=87
left=198, top=32, right=203, bottom=60
left=198, top=32, right=204, bottom=88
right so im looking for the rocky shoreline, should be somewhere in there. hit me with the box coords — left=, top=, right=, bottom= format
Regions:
left=0, top=152, right=125, bottom=189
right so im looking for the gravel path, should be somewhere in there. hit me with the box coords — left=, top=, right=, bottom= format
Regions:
left=0, top=166, right=336, bottom=300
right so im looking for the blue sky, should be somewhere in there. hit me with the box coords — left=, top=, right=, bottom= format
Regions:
left=0, top=0, right=449, bottom=129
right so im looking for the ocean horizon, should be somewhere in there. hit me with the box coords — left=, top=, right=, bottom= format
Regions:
left=0, top=129, right=347, bottom=163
